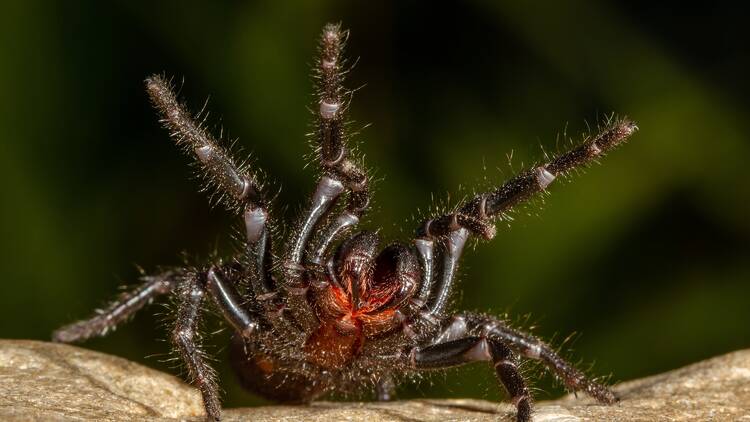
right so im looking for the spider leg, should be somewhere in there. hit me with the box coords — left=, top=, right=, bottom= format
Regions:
left=145, top=76, right=275, bottom=299
left=399, top=227, right=470, bottom=338
left=419, top=118, right=637, bottom=241
left=410, top=238, right=436, bottom=310
left=409, top=333, right=531, bottom=422
left=307, top=24, right=373, bottom=264
left=281, top=25, right=373, bottom=330
left=314, top=24, right=371, bottom=221
left=172, top=274, right=221, bottom=421
left=52, top=271, right=178, bottom=343
left=426, top=227, right=470, bottom=317
left=481, top=316, right=617, bottom=404
left=412, top=119, right=638, bottom=318
left=431, top=313, right=616, bottom=403
left=243, top=207, right=274, bottom=294
left=145, top=76, right=262, bottom=212
left=283, top=176, right=345, bottom=330
left=205, top=266, right=258, bottom=339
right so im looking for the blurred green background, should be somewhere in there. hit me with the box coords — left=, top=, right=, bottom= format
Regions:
left=2, top=0, right=749, bottom=407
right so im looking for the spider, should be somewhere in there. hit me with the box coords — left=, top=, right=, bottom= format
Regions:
left=53, top=23, right=637, bottom=422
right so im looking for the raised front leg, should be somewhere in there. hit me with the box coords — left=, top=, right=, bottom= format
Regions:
left=411, top=119, right=638, bottom=322
left=145, top=76, right=276, bottom=300
left=418, top=118, right=637, bottom=241
left=145, top=76, right=264, bottom=213
left=307, top=24, right=374, bottom=265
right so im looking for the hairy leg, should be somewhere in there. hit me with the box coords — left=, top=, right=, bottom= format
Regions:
left=145, top=76, right=275, bottom=299
left=409, top=334, right=531, bottom=422
left=205, top=266, right=258, bottom=339
left=411, top=119, right=638, bottom=318
left=52, top=271, right=178, bottom=343
left=282, top=25, right=374, bottom=330
left=172, top=274, right=221, bottom=421
left=439, top=313, right=616, bottom=403
left=178, top=267, right=267, bottom=420
left=313, top=24, right=370, bottom=220
left=418, top=118, right=637, bottom=241
left=283, top=176, right=345, bottom=331
left=482, top=317, right=616, bottom=403
left=145, top=76, right=263, bottom=212
left=308, top=24, right=373, bottom=264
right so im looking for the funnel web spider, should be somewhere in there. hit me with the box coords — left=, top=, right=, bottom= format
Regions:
left=53, top=23, right=637, bottom=421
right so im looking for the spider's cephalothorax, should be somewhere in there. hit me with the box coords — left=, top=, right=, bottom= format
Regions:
left=53, top=24, right=637, bottom=422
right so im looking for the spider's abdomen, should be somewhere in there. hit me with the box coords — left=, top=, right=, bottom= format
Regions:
left=230, top=336, right=324, bottom=403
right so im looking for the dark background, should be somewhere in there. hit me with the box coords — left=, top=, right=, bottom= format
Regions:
left=2, top=1, right=749, bottom=407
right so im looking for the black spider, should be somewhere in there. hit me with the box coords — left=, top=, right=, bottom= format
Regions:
left=53, top=24, right=637, bottom=422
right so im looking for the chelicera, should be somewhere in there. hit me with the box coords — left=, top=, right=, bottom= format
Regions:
left=53, top=23, right=637, bottom=421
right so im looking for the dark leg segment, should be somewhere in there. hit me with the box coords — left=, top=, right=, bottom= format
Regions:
left=244, top=207, right=274, bottom=294
left=315, top=24, right=371, bottom=218
left=411, top=119, right=638, bottom=342
left=296, top=24, right=373, bottom=276
left=283, top=176, right=345, bottom=331
left=410, top=238, right=435, bottom=310
left=427, top=227, right=469, bottom=316
left=52, top=271, right=178, bottom=343
left=283, top=25, right=375, bottom=330
left=419, top=118, right=638, bottom=241
left=310, top=211, right=359, bottom=265
left=436, top=313, right=615, bottom=404
left=278, top=24, right=375, bottom=334
left=146, top=76, right=277, bottom=308
left=243, top=206, right=292, bottom=338
left=410, top=336, right=531, bottom=422
left=145, top=75, right=263, bottom=212
left=205, top=267, right=258, bottom=338
left=289, top=176, right=345, bottom=265
left=173, top=275, right=221, bottom=421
